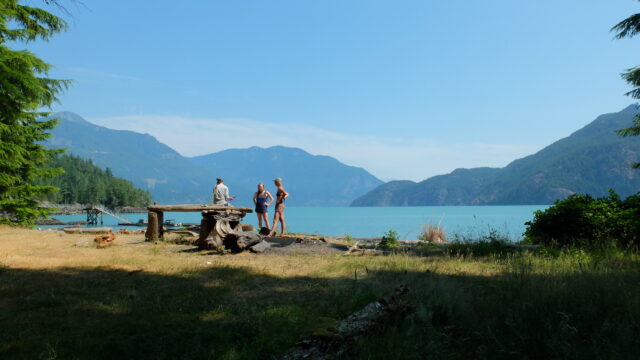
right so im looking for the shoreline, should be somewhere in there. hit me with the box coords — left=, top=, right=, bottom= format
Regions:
left=42, top=204, right=148, bottom=215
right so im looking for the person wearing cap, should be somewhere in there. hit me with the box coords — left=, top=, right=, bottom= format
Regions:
left=268, top=177, right=289, bottom=237
left=212, top=178, right=234, bottom=205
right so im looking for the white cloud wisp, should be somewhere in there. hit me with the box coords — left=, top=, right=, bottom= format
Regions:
left=88, top=114, right=541, bottom=181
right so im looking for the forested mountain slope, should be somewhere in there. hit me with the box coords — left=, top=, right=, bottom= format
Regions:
left=352, top=105, right=640, bottom=206
left=38, top=154, right=151, bottom=208
left=45, top=112, right=382, bottom=205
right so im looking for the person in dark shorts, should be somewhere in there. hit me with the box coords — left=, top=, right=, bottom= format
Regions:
left=252, top=182, right=274, bottom=231
left=268, top=177, right=289, bottom=237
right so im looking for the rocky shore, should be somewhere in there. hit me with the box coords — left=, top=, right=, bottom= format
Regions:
left=41, top=204, right=147, bottom=215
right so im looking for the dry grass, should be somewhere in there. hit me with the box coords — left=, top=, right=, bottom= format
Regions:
left=1, top=226, right=639, bottom=359
left=419, top=224, right=447, bottom=244
left=0, top=226, right=497, bottom=277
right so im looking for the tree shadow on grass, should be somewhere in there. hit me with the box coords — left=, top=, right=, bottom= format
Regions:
left=1, top=258, right=639, bottom=360
left=0, top=265, right=383, bottom=360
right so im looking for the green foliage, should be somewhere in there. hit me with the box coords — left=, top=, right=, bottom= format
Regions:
left=612, top=6, right=640, bottom=167
left=0, top=0, right=69, bottom=226
left=36, top=154, right=151, bottom=208
left=445, top=228, right=519, bottom=257
left=377, top=230, right=400, bottom=250
left=525, top=190, right=640, bottom=248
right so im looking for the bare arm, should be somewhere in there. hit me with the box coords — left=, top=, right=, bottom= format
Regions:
left=223, top=186, right=233, bottom=200
left=253, top=192, right=258, bottom=205
left=265, top=191, right=274, bottom=206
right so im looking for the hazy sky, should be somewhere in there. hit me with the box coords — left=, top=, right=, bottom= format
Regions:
left=26, top=0, right=640, bottom=181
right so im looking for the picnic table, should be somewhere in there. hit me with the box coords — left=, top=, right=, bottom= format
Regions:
left=145, top=204, right=257, bottom=251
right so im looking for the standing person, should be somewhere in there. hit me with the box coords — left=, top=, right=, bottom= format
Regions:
left=212, top=178, right=234, bottom=205
left=253, top=182, right=274, bottom=232
left=268, top=178, right=289, bottom=237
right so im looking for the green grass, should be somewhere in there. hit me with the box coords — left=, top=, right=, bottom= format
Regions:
left=350, top=248, right=640, bottom=360
left=1, top=227, right=640, bottom=359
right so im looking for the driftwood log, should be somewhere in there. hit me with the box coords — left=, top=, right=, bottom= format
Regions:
left=279, top=285, right=413, bottom=360
left=344, top=242, right=385, bottom=256
left=63, top=227, right=113, bottom=234
left=197, top=209, right=262, bottom=252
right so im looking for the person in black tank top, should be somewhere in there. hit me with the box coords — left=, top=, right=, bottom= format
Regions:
left=253, top=183, right=274, bottom=231
left=268, top=178, right=289, bottom=237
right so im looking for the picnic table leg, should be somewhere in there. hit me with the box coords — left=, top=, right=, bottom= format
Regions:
left=145, top=211, right=159, bottom=242
left=157, top=211, right=164, bottom=239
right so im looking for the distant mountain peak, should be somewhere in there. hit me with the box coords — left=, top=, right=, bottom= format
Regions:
left=52, top=111, right=90, bottom=124
left=189, top=146, right=382, bottom=206
left=44, top=112, right=383, bottom=206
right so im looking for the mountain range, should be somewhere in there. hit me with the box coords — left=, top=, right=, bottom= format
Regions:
left=44, top=112, right=383, bottom=206
left=351, top=105, right=640, bottom=206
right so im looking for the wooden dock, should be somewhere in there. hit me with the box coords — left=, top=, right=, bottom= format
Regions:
left=85, top=205, right=134, bottom=225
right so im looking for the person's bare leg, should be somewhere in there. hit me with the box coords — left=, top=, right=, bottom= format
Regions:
left=269, top=212, right=280, bottom=237
left=257, top=213, right=263, bottom=229
left=280, top=211, right=286, bottom=235
left=263, top=212, right=271, bottom=229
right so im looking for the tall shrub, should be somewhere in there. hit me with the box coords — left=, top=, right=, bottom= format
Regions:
left=525, top=191, right=640, bottom=247
left=0, top=0, right=69, bottom=225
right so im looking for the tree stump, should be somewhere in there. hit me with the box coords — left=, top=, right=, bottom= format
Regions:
left=197, top=209, right=261, bottom=252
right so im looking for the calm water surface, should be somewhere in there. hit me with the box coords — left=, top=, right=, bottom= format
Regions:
left=49, top=205, right=548, bottom=241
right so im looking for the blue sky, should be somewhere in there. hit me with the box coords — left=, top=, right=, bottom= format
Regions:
left=25, top=0, right=640, bottom=181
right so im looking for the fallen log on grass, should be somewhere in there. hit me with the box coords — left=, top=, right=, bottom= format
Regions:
left=118, top=228, right=145, bottom=235
left=249, top=240, right=271, bottom=253
left=279, top=285, right=412, bottom=360
left=223, top=230, right=262, bottom=252
left=63, top=227, right=113, bottom=234
left=344, top=242, right=385, bottom=256
left=166, top=230, right=198, bottom=237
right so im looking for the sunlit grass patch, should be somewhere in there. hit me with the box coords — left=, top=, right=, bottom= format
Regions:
left=0, top=226, right=639, bottom=359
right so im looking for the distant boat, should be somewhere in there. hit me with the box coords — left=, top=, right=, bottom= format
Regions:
left=163, top=219, right=182, bottom=229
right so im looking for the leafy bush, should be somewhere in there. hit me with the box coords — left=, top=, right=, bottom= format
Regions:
left=525, top=190, right=640, bottom=248
left=445, top=228, right=519, bottom=257
left=377, top=230, right=400, bottom=250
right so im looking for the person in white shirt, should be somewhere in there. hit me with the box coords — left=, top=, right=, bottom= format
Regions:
left=212, top=178, right=234, bottom=205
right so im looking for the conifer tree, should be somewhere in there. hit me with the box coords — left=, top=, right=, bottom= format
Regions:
left=612, top=2, right=640, bottom=168
left=0, top=0, right=69, bottom=225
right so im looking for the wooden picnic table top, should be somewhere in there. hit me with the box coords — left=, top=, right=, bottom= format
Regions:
left=147, top=204, right=253, bottom=213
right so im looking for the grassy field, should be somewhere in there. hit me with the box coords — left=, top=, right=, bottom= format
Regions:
left=1, top=226, right=639, bottom=359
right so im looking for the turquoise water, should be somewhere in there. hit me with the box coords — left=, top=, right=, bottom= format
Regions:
left=47, top=205, right=547, bottom=241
